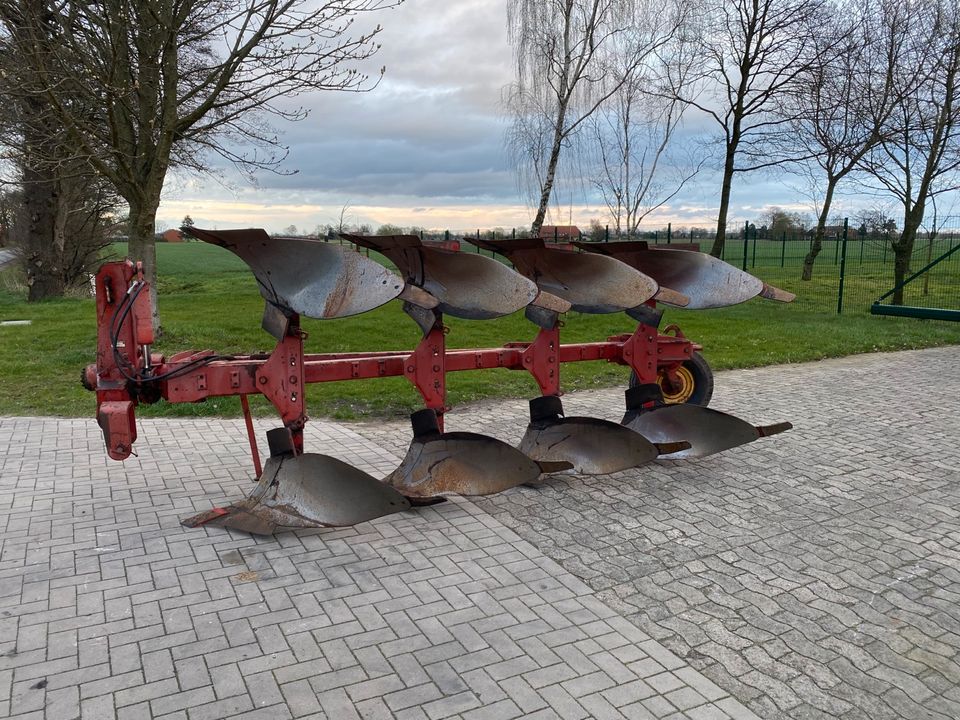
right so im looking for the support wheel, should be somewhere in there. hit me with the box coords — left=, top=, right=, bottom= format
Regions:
left=630, top=351, right=714, bottom=406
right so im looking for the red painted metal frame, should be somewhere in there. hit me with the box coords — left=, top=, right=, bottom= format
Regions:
left=89, top=261, right=698, bottom=468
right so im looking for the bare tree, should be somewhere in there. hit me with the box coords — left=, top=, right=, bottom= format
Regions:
left=587, top=28, right=703, bottom=238
left=665, top=0, right=827, bottom=256
left=860, top=0, right=960, bottom=304
left=505, top=0, right=685, bottom=236
left=0, top=0, right=120, bottom=299
left=784, top=0, right=909, bottom=280
left=1, top=0, right=401, bottom=325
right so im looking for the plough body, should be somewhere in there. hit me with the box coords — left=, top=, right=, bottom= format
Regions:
left=85, top=231, right=794, bottom=534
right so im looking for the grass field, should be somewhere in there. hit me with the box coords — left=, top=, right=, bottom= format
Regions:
left=675, top=234, right=960, bottom=312
left=0, top=241, right=957, bottom=420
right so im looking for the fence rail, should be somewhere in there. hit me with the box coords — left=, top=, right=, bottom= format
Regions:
left=284, top=219, right=960, bottom=317
left=478, top=222, right=958, bottom=316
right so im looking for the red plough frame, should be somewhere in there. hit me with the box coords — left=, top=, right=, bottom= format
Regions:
left=88, top=261, right=697, bottom=474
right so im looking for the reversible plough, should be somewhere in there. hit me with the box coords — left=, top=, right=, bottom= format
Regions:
left=83, top=229, right=795, bottom=535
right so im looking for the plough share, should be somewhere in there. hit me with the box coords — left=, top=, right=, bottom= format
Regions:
left=84, top=229, right=795, bottom=535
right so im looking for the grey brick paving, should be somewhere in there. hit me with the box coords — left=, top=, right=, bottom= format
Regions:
left=353, top=346, right=960, bottom=720
left=0, top=405, right=761, bottom=718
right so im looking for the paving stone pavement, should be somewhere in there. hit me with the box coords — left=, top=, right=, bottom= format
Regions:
left=354, top=345, right=960, bottom=720
left=1, top=413, right=761, bottom=718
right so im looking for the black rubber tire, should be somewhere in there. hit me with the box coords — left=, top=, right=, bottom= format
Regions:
left=629, top=351, right=714, bottom=407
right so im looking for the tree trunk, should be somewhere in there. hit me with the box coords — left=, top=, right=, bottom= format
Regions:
left=127, top=200, right=161, bottom=332
left=13, top=3, right=66, bottom=301
left=801, top=179, right=837, bottom=281
left=711, top=139, right=738, bottom=257
left=531, top=117, right=567, bottom=237
left=20, top=162, right=65, bottom=301
left=892, top=206, right=923, bottom=306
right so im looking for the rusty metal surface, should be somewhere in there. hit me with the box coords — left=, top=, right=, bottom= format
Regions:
left=622, top=403, right=792, bottom=459
left=470, top=239, right=660, bottom=314
left=398, top=284, right=440, bottom=309
left=519, top=415, right=669, bottom=474
left=525, top=290, right=572, bottom=329
left=653, top=286, right=690, bottom=306
left=185, top=227, right=404, bottom=319
left=386, top=432, right=549, bottom=497
left=343, top=234, right=538, bottom=319
left=530, top=291, right=572, bottom=314
left=759, top=282, right=796, bottom=302
left=576, top=241, right=786, bottom=309
left=420, top=249, right=538, bottom=319
left=183, top=453, right=411, bottom=534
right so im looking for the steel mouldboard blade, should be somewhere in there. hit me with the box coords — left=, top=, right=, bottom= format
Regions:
left=622, top=384, right=792, bottom=459
left=575, top=241, right=795, bottom=309
left=469, top=238, right=660, bottom=314
left=385, top=409, right=566, bottom=497
left=420, top=248, right=538, bottom=319
left=342, top=234, right=538, bottom=319
left=181, top=453, right=411, bottom=534
left=184, top=227, right=404, bottom=319
left=518, top=395, right=688, bottom=475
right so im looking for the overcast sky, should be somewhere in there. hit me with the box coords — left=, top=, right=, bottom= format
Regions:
left=156, top=0, right=857, bottom=234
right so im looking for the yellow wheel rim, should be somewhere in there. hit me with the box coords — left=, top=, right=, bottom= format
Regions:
left=658, top=365, right=695, bottom=404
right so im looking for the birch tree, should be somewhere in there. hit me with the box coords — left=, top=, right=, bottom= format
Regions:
left=506, top=0, right=686, bottom=235
left=587, top=22, right=702, bottom=237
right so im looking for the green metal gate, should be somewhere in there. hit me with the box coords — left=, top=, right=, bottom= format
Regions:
left=871, top=241, right=960, bottom=321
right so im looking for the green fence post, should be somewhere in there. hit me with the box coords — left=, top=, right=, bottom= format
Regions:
left=667, top=223, right=672, bottom=245
left=605, top=225, right=609, bottom=242
left=752, top=232, right=757, bottom=268
left=742, top=221, right=749, bottom=271
left=781, top=232, right=786, bottom=267
left=512, top=227, right=516, bottom=239
left=837, top=218, right=849, bottom=314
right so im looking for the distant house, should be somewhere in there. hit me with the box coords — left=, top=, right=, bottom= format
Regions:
left=161, top=228, right=184, bottom=243
left=539, top=225, right=582, bottom=243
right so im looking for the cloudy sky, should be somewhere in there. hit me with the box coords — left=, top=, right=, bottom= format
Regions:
left=156, top=0, right=832, bottom=234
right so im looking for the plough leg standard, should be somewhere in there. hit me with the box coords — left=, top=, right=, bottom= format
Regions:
left=84, top=229, right=795, bottom=534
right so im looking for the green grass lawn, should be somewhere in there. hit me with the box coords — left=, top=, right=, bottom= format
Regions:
left=1, top=241, right=957, bottom=420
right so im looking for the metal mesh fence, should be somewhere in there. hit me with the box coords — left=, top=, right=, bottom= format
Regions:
left=694, top=222, right=960, bottom=315
left=321, top=220, right=959, bottom=315
left=472, top=223, right=958, bottom=316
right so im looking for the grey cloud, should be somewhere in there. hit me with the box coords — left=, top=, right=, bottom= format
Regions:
left=215, top=0, right=517, bottom=200
left=174, top=0, right=856, bottom=227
